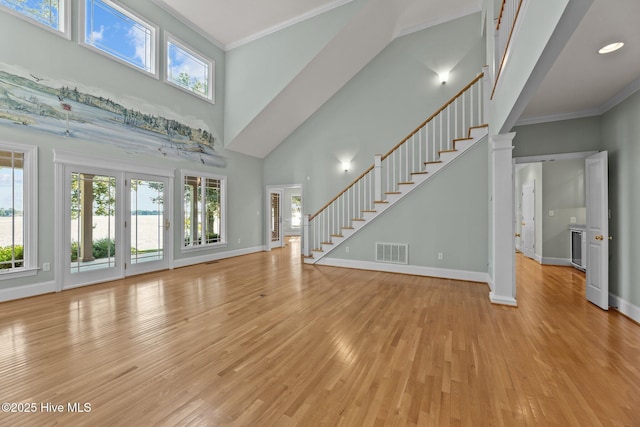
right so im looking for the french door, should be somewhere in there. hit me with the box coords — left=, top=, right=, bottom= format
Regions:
left=126, top=173, right=170, bottom=276
left=269, top=189, right=283, bottom=249
left=60, top=163, right=171, bottom=289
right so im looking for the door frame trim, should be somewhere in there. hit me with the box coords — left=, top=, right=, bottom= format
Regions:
left=54, top=150, right=174, bottom=291
left=265, top=184, right=303, bottom=252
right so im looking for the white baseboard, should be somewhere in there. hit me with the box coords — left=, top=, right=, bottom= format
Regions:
left=0, top=280, right=56, bottom=303
left=489, top=292, right=518, bottom=307
left=534, top=254, right=543, bottom=264
left=541, top=257, right=571, bottom=266
left=609, top=293, right=640, bottom=324
left=316, top=258, right=490, bottom=283
left=173, top=246, right=265, bottom=269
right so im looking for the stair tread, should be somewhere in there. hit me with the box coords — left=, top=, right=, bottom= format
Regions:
left=312, top=248, right=324, bottom=252
left=411, top=171, right=428, bottom=175
left=438, top=149, right=457, bottom=154
left=321, top=241, right=333, bottom=245
left=398, top=182, right=415, bottom=185
left=374, top=200, right=389, bottom=204
left=352, top=218, right=365, bottom=221
left=341, top=226, right=354, bottom=229
left=424, top=161, right=443, bottom=165
left=362, top=210, right=377, bottom=213
left=330, top=234, right=344, bottom=237
left=385, top=191, right=401, bottom=195
left=453, top=137, right=473, bottom=142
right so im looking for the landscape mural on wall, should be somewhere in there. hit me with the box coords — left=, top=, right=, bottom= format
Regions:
left=0, top=65, right=225, bottom=167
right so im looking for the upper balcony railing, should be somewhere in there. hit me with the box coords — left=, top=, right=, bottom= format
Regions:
left=492, top=0, right=524, bottom=99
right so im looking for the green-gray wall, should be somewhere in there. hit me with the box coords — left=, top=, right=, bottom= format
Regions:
left=513, top=116, right=602, bottom=157
left=328, top=137, right=489, bottom=273
left=263, top=12, right=486, bottom=213
left=602, top=90, right=640, bottom=308
left=0, top=1, right=263, bottom=291
left=515, top=160, right=586, bottom=262
left=541, top=159, right=585, bottom=260
left=224, top=0, right=365, bottom=146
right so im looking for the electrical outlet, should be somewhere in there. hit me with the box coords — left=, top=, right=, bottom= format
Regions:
left=42, top=262, right=50, bottom=271
left=345, top=246, right=350, bottom=253
left=237, top=238, right=241, bottom=244
left=549, top=210, right=554, bottom=217
left=570, top=217, right=577, bottom=223
left=438, top=252, right=444, bottom=260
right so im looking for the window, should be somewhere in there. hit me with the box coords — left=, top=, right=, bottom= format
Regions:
left=166, top=34, right=214, bottom=102
left=0, top=0, right=69, bottom=37
left=182, top=171, right=226, bottom=249
left=291, top=195, right=301, bottom=228
left=0, top=142, right=37, bottom=278
left=81, top=0, right=157, bottom=75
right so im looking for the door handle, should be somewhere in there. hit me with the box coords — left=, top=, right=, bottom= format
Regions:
left=164, top=218, right=170, bottom=231
left=515, top=233, right=521, bottom=237
left=521, top=222, right=526, bottom=226
left=595, top=235, right=603, bottom=241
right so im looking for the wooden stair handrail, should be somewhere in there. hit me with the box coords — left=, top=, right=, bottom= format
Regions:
left=309, top=73, right=484, bottom=221
left=309, top=165, right=374, bottom=220
left=381, top=73, right=484, bottom=161
left=491, top=0, right=524, bottom=100
left=496, top=0, right=507, bottom=30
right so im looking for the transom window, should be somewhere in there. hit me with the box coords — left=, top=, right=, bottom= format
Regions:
left=0, top=0, right=69, bottom=37
left=0, top=142, right=38, bottom=278
left=166, top=34, right=214, bottom=101
left=81, top=0, right=157, bottom=75
left=182, top=172, right=226, bottom=249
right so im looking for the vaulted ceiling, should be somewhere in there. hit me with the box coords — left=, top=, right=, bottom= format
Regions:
left=152, top=0, right=640, bottom=155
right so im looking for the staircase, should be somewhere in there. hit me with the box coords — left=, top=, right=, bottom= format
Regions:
left=303, top=71, right=490, bottom=264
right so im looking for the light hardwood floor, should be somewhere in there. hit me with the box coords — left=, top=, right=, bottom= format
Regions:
left=1, top=239, right=639, bottom=426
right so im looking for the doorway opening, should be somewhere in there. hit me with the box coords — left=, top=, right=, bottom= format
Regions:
left=513, top=150, right=609, bottom=309
left=265, top=184, right=303, bottom=253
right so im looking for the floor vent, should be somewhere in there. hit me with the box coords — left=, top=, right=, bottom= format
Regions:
left=375, top=242, right=408, bottom=264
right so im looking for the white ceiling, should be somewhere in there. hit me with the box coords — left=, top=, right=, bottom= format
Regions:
left=154, top=0, right=640, bottom=130
left=518, top=0, right=640, bottom=124
left=154, top=0, right=482, bottom=50
left=156, top=0, right=355, bottom=49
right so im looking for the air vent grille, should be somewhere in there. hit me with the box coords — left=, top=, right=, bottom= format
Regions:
left=375, top=242, right=408, bottom=264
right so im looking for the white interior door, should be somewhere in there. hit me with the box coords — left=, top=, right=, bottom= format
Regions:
left=521, top=182, right=535, bottom=259
left=585, top=151, right=609, bottom=310
left=270, top=189, right=283, bottom=249
left=125, top=174, right=170, bottom=276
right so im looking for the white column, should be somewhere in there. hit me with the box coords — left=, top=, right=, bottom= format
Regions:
left=303, top=214, right=310, bottom=257
left=490, top=132, right=517, bottom=306
left=374, top=155, right=382, bottom=202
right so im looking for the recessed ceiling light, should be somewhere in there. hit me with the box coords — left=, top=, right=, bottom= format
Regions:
left=598, top=42, right=624, bottom=54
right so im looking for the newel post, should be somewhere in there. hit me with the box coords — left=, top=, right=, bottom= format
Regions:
left=303, top=214, right=310, bottom=257
left=374, top=155, right=382, bottom=202
left=482, top=65, right=490, bottom=123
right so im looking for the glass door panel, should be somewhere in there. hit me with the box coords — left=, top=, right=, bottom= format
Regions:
left=126, top=175, right=169, bottom=275
left=70, top=172, right=117, bottom=274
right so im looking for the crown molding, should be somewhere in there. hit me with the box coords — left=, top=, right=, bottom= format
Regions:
left=515, top=74, right=640, bottom=127
left=514, top=108, right=601, bottom=126
left=151, top=0, right=226, bottom=50
left=600, top=74, right=640, bottom=114
left=225, top=0, right=354, bottom=51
